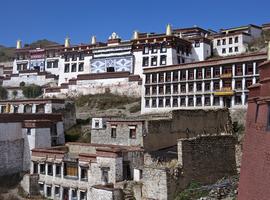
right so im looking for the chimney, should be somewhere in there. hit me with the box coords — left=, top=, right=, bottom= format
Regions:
left=64, top=37, right=70, bottom=48
left=166, top=24, right=172, bottom=36
left=133, top=31, right=139, bottom=40
left=91, top=36, right=96, bottom=45
left=16, top=39, right=22, bottom=49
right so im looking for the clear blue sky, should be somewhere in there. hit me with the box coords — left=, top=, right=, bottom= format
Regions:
left=0, top=0, right=269, bottom=47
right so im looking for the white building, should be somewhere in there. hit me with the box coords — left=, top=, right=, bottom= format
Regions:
left=212, top=24, right=262, bottom=56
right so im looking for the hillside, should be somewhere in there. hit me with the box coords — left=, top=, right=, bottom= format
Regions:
left=0, top=39, right=59, bottom=62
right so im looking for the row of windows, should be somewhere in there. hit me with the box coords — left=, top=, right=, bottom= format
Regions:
left=142, top=55, right=166, bottom=67
left=39, top=183, right=87, bottom=200
left=64, top=54, right=85, bottom=62
left=64, top=63, right=84, bottom=73
left=46, top=61, right=58, bottom=68
left=145, top=63, right=258, bottom=84
left=145, top=79, right=253, bottom=95
left=145, top=95, right=247, bottom=108
left=143, top=43, right=167, bottom=54
left=111, top=125, right=137, bottom=139
left=216, top=36, right=239, bottom=46
left=222, top=46, right=239, bottom=54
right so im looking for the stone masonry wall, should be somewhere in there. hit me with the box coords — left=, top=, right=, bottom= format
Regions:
left=178, top=135, right=237, bottom=184
left=0, top=139, right=24, bottom=176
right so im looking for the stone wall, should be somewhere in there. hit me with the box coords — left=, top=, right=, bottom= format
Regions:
left=90, top=186, right=123, bottom=200
left=143, top=109, right=232, bottom=151
left=0, top=139, right=24, bottom=176
left=20, top=174, right=39, bottom=195
left=178, top=135, right=237, bottom=184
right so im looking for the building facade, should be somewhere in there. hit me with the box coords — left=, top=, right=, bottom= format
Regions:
left=141, top=52, right=266, bottom=113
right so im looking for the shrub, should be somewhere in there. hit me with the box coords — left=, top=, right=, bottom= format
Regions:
left=22, top=84, right=42, bottom=98
left=0, top=86, right=8, bottom=100
left=19, top=81, right=25, bottom=87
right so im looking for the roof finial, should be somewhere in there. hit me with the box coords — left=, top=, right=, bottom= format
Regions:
left=166, top=24, right=172, bottom=36
left=91, top=36, right=96, bottom=45
left=133, top=30, right=139, bottom=39
left=64, top=37, right=70, bottom=48
left=16, top=39, right=22, bottom=49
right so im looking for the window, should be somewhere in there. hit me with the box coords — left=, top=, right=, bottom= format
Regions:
left=222, top=48, right=226, bottom=54
left=101, top=167, right=109, bottom=184
left=205, top=96, right=210, bottom=106
left=165, top=72, right=171, bottom=82
left=39, top=183, right=44, bottom=194
left=235, top=64, right=243, bottom=75
left=145, top=99, right=150, bottom=107
left=107, top=67, right=115, bottom=72
left=129, top=126, right=136, bottom=139
left=180, top=70, right=186, bottom=80
left=214, top=97, right=220, bottom=106
left=71, top=63, right=77, bottom=72
left=64, top=163, right=78, bottom=178
left=72, top=54, right=77, bottom=61
left=143, top=57, right=149, bottom=67
left=55, top=186, right=60, bottom=197
left=165, top=85, right=171, bottom=94
left=172, top=71, right=178, bottom=81
left=235, top=80, right=242, bottom=90
left=47, top=163, right=53, bottom=176
left=222, top=39, right=226, bottom=45
left=81, top=167, right=88, bottom=181
left=47, top=62, right=53, bottom=68
left=196, top=96, right=202, bottom=106
left=197, top=83, right=202, bottom=92
left=235, top=95, right=242, bottom=105
left=180, top=97, right=186, bottom=106
left=27, top=128, right=31, bottom=135
left=152, top=86, right=157, bottom=94
left=214, top=68, right=220, bottom=78
left=158, top=98, right=164, bottom=107
left=80, top=191, right=87, bottom=200
left=111, top=125, right=117, bottom=138
left=180, top=84, right=186, bottom=93
left=152, top=73, right=157, bottom=83
left=143, top=46, right=149, bottom=54
left=246, top=79, right=253, bottom=89
left=78, top=63, right=84, bottom=72
left=160, top=55, right=167, bottom=65
left=145, top=87, right=150, bottom=95
left=165, top=98, right=171, bottom=107
left=152, top=98, right=157, bottom=107
left=246, top=63, right=253, bottom=75
left=159, top=73, right=164, bottom=82
left=64, top=64, right=70, bottom=73
left=158, top=86, right=164, bottom=94
left=197, top=70, right=202, bottom=79
left=235, top=46, right=239, bottom=52
left=151, top=56, right=157, bottom=66
left=40, top=164, right=45, bottom=174
left=235, top=36, right=238, bottom=43
left=79, top=54, right=84, bottom=61
left=229, top=47, right=233, bottom=53
left=161, top=43, right=167, bottom=53
left=53, top=61, right=58, bottom=68
left=188, top=97, right=194, bottom=106
left=217, top=40, right=221, bottom=46
left=194, top=40, right=200, bottom=47
left=33, top=162, right=38, bottom=174
left=152, top=45, right=158, bottom=53
left=65, top=55, right=69, bottom=62
left=46, top=186, right=52, bottom=197
left=205, top=82, right=210, bottom=91
left=229, top=38, right=233, bottom=44
left=145, top=74, right=150, bottom=84
left=55, top=164, right=61, bottom=177
left=188, top=83, right=194, bottom=92
left=173, top=84, right=178, bottom=94
left=205, top=68, right=211, bottom=78
left=173, top=98, right=178, bottom=107
left=214, top=81, right=220, bottom=90
left=188, top=70, right=194, bottom=80
left=72, top=189, right=77, bottom=200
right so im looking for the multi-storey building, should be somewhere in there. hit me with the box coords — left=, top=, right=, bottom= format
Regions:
left=212, top=24, right=262, bottom=56
left=141, top=52, right=267, bottom=113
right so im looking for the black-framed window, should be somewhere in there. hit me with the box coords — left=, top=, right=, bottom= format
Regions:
left=71, top=63, right=77, bottom=72
left=64, top=64, right=70, bottom=73
left=151, top=45, right=158, bottom=54
left=235, top=36, right=239, bottom=43
left=151, top=56, right=157, bottom=66
left=143, top=57, right=149, bottom=67
left=160, top=55, right=167, bottom=65
left=160, top=43, right=167, bottom=53
left=217, top=40, right=221, bottom=46
left=143, top=46, right=149, bottom=54
left=129, top=126, right=136, bottom=139
left=78, top=63, right=84, bottom=72
left=111, top=126, right=117, bottom=138
left=229, top=38, right=233, bottom=44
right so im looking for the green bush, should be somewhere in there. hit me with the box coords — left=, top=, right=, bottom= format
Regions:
left=22, top=84, right=42, bottom=98
left=19, top=81, right=25, bottom=87
left=175, top=181, right=209, bottom=200
left=0, top=86, right=8, bottom=100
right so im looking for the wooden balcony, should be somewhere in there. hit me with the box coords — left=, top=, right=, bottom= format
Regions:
left=214, top=87, right=234, bottom=96
left=220, top=73, right=232, bottom=79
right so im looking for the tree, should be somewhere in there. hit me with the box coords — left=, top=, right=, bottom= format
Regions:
left=22, top=84, right=42, bottom=98
left=0, top=86, right=8, bottom=100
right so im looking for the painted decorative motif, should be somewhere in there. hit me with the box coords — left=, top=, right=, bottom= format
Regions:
left=91, top=56, right=133, bottom=73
